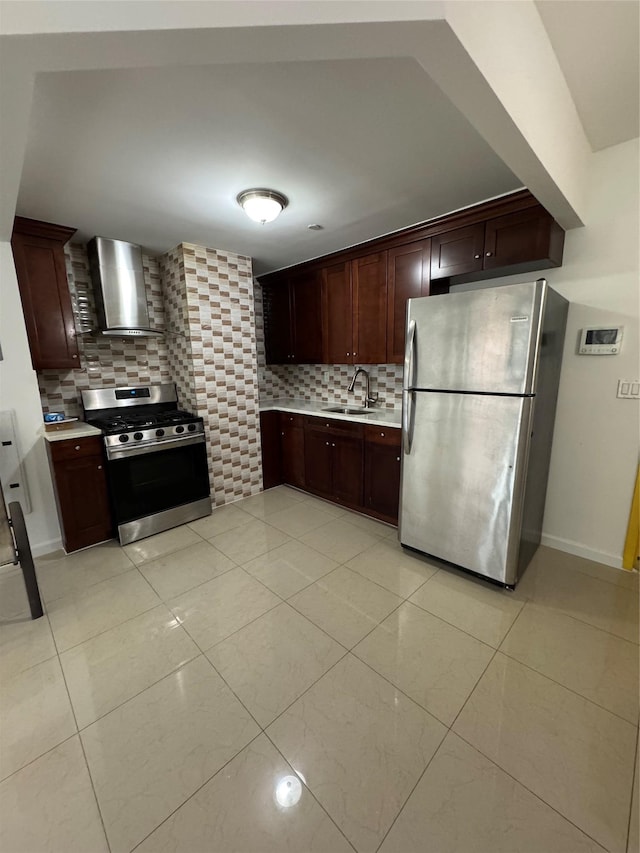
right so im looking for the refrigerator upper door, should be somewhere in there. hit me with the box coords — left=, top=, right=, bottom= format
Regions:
left=405, top=280, right=546, bottom=395
left=399, top=391, right=533, bottom=585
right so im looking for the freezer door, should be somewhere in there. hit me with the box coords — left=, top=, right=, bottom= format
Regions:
left=399, top=391, right=533, bottom=585
left=405, top=280, right=546, bottom=395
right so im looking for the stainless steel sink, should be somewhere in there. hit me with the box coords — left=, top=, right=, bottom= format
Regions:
left=322, top=406, right=377, bottom=415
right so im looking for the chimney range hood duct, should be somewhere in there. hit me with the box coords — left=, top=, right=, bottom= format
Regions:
left=87, top=236, right=162, bottom=337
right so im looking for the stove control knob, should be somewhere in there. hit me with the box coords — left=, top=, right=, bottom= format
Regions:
left=156, top=428, right=165, bottom=437
left=133, top=432, right=143, bottom=440
left=175, top=425, right=185, bottom=434
left=118, top=434, right=129, bottom=443
left=187, top=423, right=197, bottom=432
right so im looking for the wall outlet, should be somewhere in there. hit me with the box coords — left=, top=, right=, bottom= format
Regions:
left=616, top=379, right=640, bottom=399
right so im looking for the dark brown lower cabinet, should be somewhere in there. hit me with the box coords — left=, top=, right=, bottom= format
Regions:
left=259, top=412, right=282, bottom=489
left=280, top=413, right=306, bottom=489
left=46, top=436, right=112, bottom=552
left=364, top=425, right=402, bottom=523
left=304, top=416, right=364, bottom=508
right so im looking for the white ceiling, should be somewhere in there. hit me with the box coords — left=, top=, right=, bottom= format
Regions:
left=13, top=1, right=639, bottom=274
left=536, top=0, right=639, bottom=151
left=18, top=58, right=520, bottom=274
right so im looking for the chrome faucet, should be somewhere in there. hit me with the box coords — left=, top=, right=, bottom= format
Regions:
left=348, top=367, right=378, bottom=408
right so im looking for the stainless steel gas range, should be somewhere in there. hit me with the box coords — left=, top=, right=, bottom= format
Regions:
left=82, top=384, right=211, bottom=545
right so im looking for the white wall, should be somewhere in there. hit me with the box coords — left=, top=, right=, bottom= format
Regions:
left=454, top=138, right=639, bottom=567
left=0, top=242, right=62, bottom=554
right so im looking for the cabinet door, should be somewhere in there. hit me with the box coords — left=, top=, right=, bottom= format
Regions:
left=386, top=240, right=431, bottom=364
left=332, top=433, right=364, bottom=507
left=303, top=428, right=333, bottom=496
left=483, top=208, right=555, bottom=271
left=321, top=261, right=353, bottom=364
left=53, top=454, right=112, bottom=552
left=352, top=252, right=388, bottom=364
left=281, top=425, right=306, bottom=489
left=11, top=227, right=79, bottom=370
left=431, top=224, right=484, bottom=279
left=364, top=439, right=401, bottom=523
left=290, top=269, right=323, bottom=363
left=262, top=281, right=292, bottom=364
left=260, top=412, right=282, bottom=489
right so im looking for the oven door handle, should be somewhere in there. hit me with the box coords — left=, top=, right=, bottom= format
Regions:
left=106, top=434, right=206, bottom=461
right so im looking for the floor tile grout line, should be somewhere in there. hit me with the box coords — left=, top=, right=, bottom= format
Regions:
left=398, top=596, right=512, bottom=652
left=451, top=729, right=612, bottom=853
left=496, top=647, right=639, bottom=728
left=76, top=721, right=113, bottom=853
left=0, top=730, right=78, bottom=786
left=37, top=563, right=137, bottom=607
left=67, top=646, right=203, bottom=734
left=625, top=726, right=639, bottom=852
left=508, top=597, right=640, bottom=649
left=127, top=729, right=266, bottom=853
left=260, top=728, right=359, bottom=853
left=52, top=599, right=165, bottom=657
left=447, top=644, right=499, bottom=734
left=373, top=725, right=449, bottom=853
left=144, top=558, right=240, bottom=603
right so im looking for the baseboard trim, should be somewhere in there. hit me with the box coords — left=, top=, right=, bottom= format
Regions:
left=540, top=534, right=622, bottom=569
left=31, top=538, right=63, bottom=558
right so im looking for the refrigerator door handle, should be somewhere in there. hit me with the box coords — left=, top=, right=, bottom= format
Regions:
left=404, top=319, right=416, bottom=390
left=402, top=390, right=415, bottom=455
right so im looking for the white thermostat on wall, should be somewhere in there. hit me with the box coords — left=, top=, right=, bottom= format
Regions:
left=578, top=326, right=623, bottom=355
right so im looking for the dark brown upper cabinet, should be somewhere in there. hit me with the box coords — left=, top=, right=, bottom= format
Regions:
left=352, top=252, right=387, bottom=364
left=262, top=269, right=323, bottom=364
left=322, top=260, right=353, bottom=363
left=259, top=190, right=566, bottom=367
left=290, top=269, right=323, bottom=363
left=431, top=206, right=564, bottom=281
left=11, top=217, right=78, bottom=371
left=321, top=252, right=387, bottom=365
left=431, top=224, right=485, bottom=280
left=386, top=239, right=431, bottom=364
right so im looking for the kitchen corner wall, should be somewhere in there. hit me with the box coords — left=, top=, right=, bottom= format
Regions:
left=38, top=241, right=262, bottom=507
left=160, top=243, right=262, bottom=506
left=253, top=283, right=404, bottom=407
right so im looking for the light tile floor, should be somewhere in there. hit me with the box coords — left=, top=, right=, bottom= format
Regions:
left=0, top=485, right=637, bottom=853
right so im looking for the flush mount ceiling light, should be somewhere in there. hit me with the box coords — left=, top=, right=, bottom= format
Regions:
left=236, top=188, right=288, bottom=224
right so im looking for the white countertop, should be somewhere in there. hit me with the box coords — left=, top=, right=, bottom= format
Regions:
left=259, top=398, right=402, bottom=428
left=42, top=423, right=103, bottom=442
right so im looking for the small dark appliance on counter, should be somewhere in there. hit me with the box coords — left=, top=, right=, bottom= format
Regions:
left=82, top=383, right=211, bottom=545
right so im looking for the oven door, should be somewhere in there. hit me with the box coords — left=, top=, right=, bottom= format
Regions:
left=106, top=438, right=210, bottom=526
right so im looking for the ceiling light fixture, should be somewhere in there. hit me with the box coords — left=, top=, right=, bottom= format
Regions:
left=236, top=188, right=288, bottom=224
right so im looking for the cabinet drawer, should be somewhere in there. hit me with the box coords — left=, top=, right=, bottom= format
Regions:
left=278, top=412, right=304, bottom=430
left=48, top=436, right=104, bottom=462
left=364, top=424, right=401, bottom=447
left=304, top=415, right=364, bottom=437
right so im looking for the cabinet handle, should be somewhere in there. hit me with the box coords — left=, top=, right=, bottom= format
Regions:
left=397, top=456, right=400, bottom=462
left=485, top=252, right=493, bottom=257
left=281, top=432, right=284, bottom=436
left=325, top=441, right=330, bottom=446
left=353, top=352, right=357, bottom=357
left=332, top=443, right=336, bottom=447
left=380, top=432, right=385, bottom=437
left=474, top=254, right=481, bottom=259
left=97, top=465, right=102, bottom=470
left=346, top=352, right=350, bottom=356
left=72, top=354, right=78, bottom=359
left=74, top=445, right=80, bottom=450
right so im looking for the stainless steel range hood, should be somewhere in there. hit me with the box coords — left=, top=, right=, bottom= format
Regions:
left=87, top=237, right=162, bottom=337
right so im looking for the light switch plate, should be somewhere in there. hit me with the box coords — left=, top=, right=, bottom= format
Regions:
left=617, top=379, right=640, bottom=399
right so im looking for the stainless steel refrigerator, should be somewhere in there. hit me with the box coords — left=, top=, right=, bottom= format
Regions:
left=399, top=279, right=568, bottom=587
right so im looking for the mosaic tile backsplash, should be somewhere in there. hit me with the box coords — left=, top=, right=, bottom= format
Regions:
left=253, top=283, right=404, bottom=408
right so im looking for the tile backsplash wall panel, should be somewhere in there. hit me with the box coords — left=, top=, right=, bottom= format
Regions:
left=180, top=244, right=262, bottom=505
left=38, top=244, right=171, bottom=417
left=254, top=283, right=403, bottom=407
left=159, top=246, right=197, bottom=413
